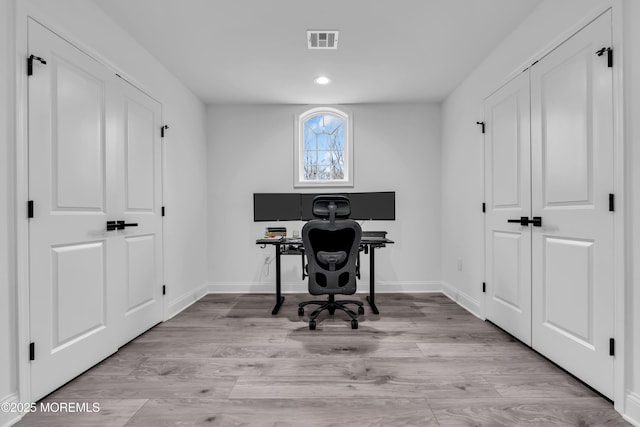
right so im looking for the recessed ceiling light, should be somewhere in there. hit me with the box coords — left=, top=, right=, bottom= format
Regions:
left=314, top=76, right=331, bottom=85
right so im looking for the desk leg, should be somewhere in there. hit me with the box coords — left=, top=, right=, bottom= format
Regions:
left=366, top=245, right=380, bottom=314
left=272, top=244, right=285, bottom=315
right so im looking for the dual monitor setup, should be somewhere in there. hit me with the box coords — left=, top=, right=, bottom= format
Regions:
left=253, top=191, right=395, bottom=222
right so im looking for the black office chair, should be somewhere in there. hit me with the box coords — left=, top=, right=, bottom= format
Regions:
left=298, top=195, right=364, bottom=330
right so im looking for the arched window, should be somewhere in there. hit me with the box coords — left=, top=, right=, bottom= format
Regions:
left=294, top=107, right=353, bottom=187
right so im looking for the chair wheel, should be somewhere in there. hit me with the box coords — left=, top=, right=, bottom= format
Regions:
left=351, top=319, right=358, bottom=329
left=358, top=306, right=365, bottom=315
left=298, top=307, right=304, bottom=316
left=309, top=320, right=316, bottom=330
left=328, top=307, right=335, bottom=315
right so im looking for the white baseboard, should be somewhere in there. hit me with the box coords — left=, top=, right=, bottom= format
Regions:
left=205, top=281, right=444, bottom=294
left=165, top=282, right=210, bottom=320
left=375, top=281, right=443, bottom=293
left=441, top=281, right=483, bottom=319
left=205, top=282, right=295, bottom=294
left=0, top=393, right=22, bottom=427
left=624, top=392, right=640, bottom=427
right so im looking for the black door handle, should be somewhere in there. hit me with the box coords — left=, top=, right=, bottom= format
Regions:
left=507, top=217, right=530, bottom=226
left=117, top=221, right=138, bottom=228
left=507, top=216, right=542, bottom=227
left=106, top=220, right=139, bottom=231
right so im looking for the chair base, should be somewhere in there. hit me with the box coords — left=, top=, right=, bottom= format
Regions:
left=298, top=295, right=364, bottom=329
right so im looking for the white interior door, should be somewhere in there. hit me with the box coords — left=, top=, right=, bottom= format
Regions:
left=28, top=19, right=119, bottom=400
left=484, top=70, right=532, bottom=345
left=28, top=19, right=164, bottom=400
left=113, top=80, right=164, bottom=345
left=531, top=11, right=614, bottom=398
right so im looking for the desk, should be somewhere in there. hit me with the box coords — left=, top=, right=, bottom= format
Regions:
left=256, top=235, right=394, bottom=315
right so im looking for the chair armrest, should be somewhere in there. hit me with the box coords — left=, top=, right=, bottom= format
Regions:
left=301, top=250, right=307, bottom=280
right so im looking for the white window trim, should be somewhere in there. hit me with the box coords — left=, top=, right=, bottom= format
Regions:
left=294, top=106, right=354, bottom=188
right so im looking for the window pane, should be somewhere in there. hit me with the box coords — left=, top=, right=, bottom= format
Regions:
left=318, top=165, right=331, bottom=180
left=317, top=133, right=330, bottom=150
left=332, top=152, right=344, bottom=177
left=305, top=115, right=322, bottom=132
left=304, top=150, right=317, bottom=165
left=317, top=150, right=332, bottom=164
left=332, top=125, right=344, bottom=150
left=304, top=129, right=316, bottom=150
left=331, top=151, right=344, bottom=166
left=323, top=114, right=341, bottom=133
left=304, top=163, right=317, bottom=180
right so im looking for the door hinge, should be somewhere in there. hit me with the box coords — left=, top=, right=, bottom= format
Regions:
left=162, top=206, right=165, bottom=217
left=482, top=282, right=486, bottom=293
left=482, top=202, right=486, bottom=213
left=476, top=121, right=485, bottom=134
left=28, top=200, right=34, bottom=218
left=609, top=338, right=615, bottom=356
left=29, top=342, right=35, bottom=361
left=161, top=125, right=169, bottom=138
left=609, top=194, right=615, bottom=212
left=27, top=54, right=47, bottom=76
left=162, top=285, right=166, bottom=295
left=596, top=47, right=613, bottom=68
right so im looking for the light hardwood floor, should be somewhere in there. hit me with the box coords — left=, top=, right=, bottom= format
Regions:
left=16, top=293, right=630, bottom=426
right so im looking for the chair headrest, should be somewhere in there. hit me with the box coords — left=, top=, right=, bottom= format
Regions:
left=312, top=195, right=351, bottom=218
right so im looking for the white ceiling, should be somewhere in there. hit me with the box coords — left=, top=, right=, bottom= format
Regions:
left=93, top=0, right=542, bottom=105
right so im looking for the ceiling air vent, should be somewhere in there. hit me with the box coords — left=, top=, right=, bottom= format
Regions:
left=307, top=31, right=339, bottom=49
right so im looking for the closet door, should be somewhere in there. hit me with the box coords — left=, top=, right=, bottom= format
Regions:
left=27, top=19, right=165, bottom=400
left=112, top=79, right=164, bottom=345
left=531, top=11, right=614, bottom=398
left=484, top=71, right=532, bottom=345
left=28, top=19, right=119, bottom=400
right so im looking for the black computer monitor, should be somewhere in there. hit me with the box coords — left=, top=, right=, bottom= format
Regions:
left=301, top=191, right=395, bottom=220
left=253, top=193, right=301, bottom=221
left=349, top=191, right=395, bottom=220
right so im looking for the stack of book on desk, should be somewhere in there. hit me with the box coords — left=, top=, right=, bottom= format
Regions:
left=362, top=230, right=388, bottom=242
left=362, top=231, right=387, bottom=238
left=264, top=227, right=287, bottom=239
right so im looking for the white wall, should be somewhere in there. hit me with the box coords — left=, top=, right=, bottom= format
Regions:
left=0, top=0, right=208, bottom=417
left=441, top=0, right=639, bottom=423
left=207, top=103, right=441, bottom=292
left=0, top=0, right=18, bottom=425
